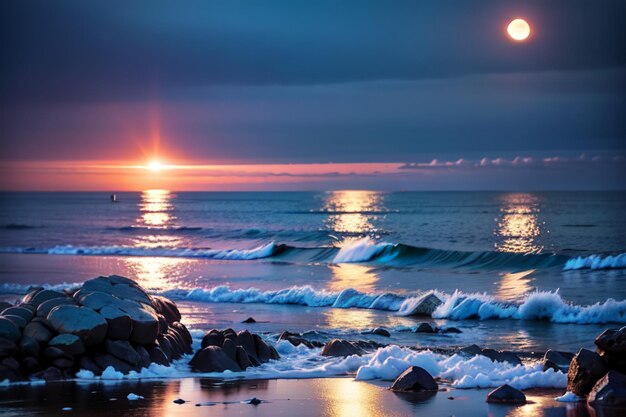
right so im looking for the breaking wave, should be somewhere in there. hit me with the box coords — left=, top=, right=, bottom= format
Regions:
left=1, top=238, right=623, bottom=272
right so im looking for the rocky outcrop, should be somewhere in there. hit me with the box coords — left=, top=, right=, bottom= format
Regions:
left=486, top=384, right=526, bottom=404
left=459, top=344, right=521, bottom=366
left=0, top=275, right=192, bottom=382
left=320, top=339, right=365, bottom=357
left=278, top=331, right=324, bottom=348
left=587, top=370, right=626, bottom=406
left=567, top=348, right=608, bottom=397
left=595, top=327, right=626, bottom=374
left=390, top=366, right=438, bottom=392
left=190, top=328, right=279, bottom=372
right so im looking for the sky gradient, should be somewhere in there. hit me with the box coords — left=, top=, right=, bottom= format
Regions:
left=1, top=0, right=624, bottom=190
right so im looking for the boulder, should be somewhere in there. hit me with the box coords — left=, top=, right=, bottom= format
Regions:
left=542, top=350, right=574, bottom=373
left=222, top=338, right=237, bottom=361
left=567, top=348, right=608, bottom=397
left=33, top=366, right=64, bottom=381
left=19, top=335, right=40, bottom=357
left=0, top=317, right=21, bottom=342
left=122, top=303, right=159, bottom=345
left=201, top=331, right=225, bottom=349
left=104, top=339, right=142, bottom=367
left=3, top=315, right=27, bottom=329
left=28, top=290, right=66, bottom=308
left=78, top=356, right=102, bottom=374
left=235, top=345, right=253, bottom=370
left=0, top=302, right=12, bottom=311
left=78, top=291, right=120, bottom=310
left=47, top=305, right=108, bottom=346
left=49, top=334, right=85, bottom=355
left=93, top=352, right=138, bottom=374
left=269, top=345, right=280, bottom=360
left=253, top=334, right=273, bottom=363
left=441, top=327, right=462, bottom=334
left=405, top=292, right=443, bottom=316
left=242, top=317, right=257, bottom=323
left=486, top=384, right=526, bottom=404
left=189, top=346, right=241, bottom=372
left=135, top=344, right=152, bottom=368
left=278, top=331, right=316, bottom=348
left=2, top=306, right=34, bottom=322
left=363, top=327, right=391, bottom=337
left=587, top=370, right=626, bottom=406
left=99, top=305, right=133, bottom=340
left=595, top=327, right=626, bottom=373
left=82, top=276, right=152, bottom=306
left=0, top=338, right=17, bottom=357
left=321, top=339, right=364, bottom=357
left=415, top=323, right=435, bottom=333
left=150, top=295, right=181, bottom=324
left=37, top=297, right=76, bottom=318
left=390, top=366, right=438, bottom=392
left=147, top=346, right=169, bottom=366
left=23, top=321, right=54, bottom=344
left=236, top=330, right=258, bottom=360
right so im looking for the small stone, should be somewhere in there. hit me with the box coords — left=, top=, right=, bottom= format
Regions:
left=247, top=397, right=261, bottom=405
left=173, top=398, right=186, bottom=404
left=486, top=384, right=526, bottom=404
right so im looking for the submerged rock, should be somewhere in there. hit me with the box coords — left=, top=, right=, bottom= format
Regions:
left=390, top=366, right=438, bottom=392
left=362, top=327, right=391, bottom=337
left=587, top=370, right=626, bottom=406
left=486, top=384, right=526, bottom=404
left=415, top=323, right=435, bottom=333
left=542, top=350, right=574, bottom=373
left=242, top=317, right=257, bottom=323
left=404, top=293, right=443, bottom=316
left=567, top=348, right=608, bottom=397
left=320, top=339, right=365, bottom=357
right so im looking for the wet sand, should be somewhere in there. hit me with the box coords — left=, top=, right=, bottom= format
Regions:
left=0, top=377, right=620, bottom=417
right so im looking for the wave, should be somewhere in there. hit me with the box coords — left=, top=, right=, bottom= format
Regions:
left=110, top=226, right=204, bottom=232
left=563, top=253, right=626, bottom=270
left=1, top=238, right=623, bottom=272
left=160, top=285, right=626, bottom=324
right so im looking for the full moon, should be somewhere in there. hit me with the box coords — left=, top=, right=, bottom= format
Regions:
left=507, top=18, right=531, bottom=41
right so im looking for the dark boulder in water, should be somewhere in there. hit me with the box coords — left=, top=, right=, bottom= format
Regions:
left=99, top=305, right=133, bottom=340
left=595, top=327, right=626, bottom=374
left=23, top=321, right=54, bottom=344
left=363, top=327, right=391, bottom=337
left=404, top=293, right=443, bottom=316
left=27, top=290, right=66, bottom=309
left=441, top=327, right=462, bottom=334
left=235, top=345, right=253, bottom=370
left=104, top=339, right=142, bottom=368
left=459, top=344, right=521, bottom=366
left=415, top=323, right=435, bottom=333
left=0, top=317, right=21, bottom=342
left=37, top=297, right=76, bottom=318
left=242, top=317, right=257, bottom=323
left=321, top=339, right=365, bottom=357
left=278, top=331, right=319, bottom=348
left=567, top=348, right=608, bottom=397
left=587, top=370, right=626, bottom=406
left=486, top=384, right=526, bottom=404
left=2, top=306, right=34, bottom=322
left=390, top=366, right=438, bottom=392
left=49, top=333, right=85, bottom=355
left=201, top=330, right=225, bottom=349
left=542, top=350, right=574, bottom=373
left=189, top=346, right=242, bottom=372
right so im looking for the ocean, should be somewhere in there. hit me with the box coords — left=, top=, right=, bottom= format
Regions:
left=0, top=190, right=625, bottom=369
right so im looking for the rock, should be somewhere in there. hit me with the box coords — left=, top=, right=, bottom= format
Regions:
left=23, top=321, right=54, bottom=344
left=567, top=348, right=608, bottom=397
left=3, top=314, right=27, bottom=329
left=19, top=336, right=40, bottom=357
left=0, top=302, right=12, bottom=311
left=22, top=356, right=39, bottom=372
left=278, top=331, right=317, bottom=348
left=44, top=346, right=70, bottom=359
left=47, top=305, right=108, bottom=346
left=486, top=384, right=526, bottom=404
left=147, top=346, right=169, bottom=366
left=415, top=323, right=435, bottom=333
left=82, top=276, right=152, bottom=306
left=2, top=306, right=34, bottom=322
left=595, top=327, right=626, bottom=373
left=0, top=364, right=19, bottom=381
left=235, top=345, right=253, bottom=370
left=0, top=338, right=17, bottom=356
left=171, top=322, right=192, bottom=348
left=405, top=292, right=443, bottom=316
left=150, top=295, right=181, bottom=324
left=201, top=331, right=224, bottom=349
left=189, top=346, right=241, bottom=372
left=242, top=317, right=257, bottom=323
left=123, top=304, right=159, bottom=345
left=78, top=356, right=102, bottom=374
left=37, top=297, right=76, bottom=318
left=459, top=344, right=521, bottom=366
left=2, top=357, right=20, bottom=372
left=441, top=327, right=462, bottom=334
left=99, top=305, right=133, bottom=340
left=320, top=339, right=364, bottom=357
left=173, top=398, right=186, bottom=404
left=363, top=327, right=391, bottom=337
left=269, top=345, right=280, bottom=360
left=390, top=366, right=438, bottom=392
left=52, top=357, right=74, bottom=369
left=587, top=370, right=626, bottom=406
left=253, top=334, right=273, bottom=363
left=29, top=290, right=66, bottom=308
left=0, top=317, right=21, bottom=341
left=93, top=352, right=137, bottom=374
left=542, top=350, right=574, bottom=373
left=105, top=339, right=142, bottom=367
left=236, top=330, right=258, bottom=360
left=49, top=334, right=85, bottom=355
left=33, top=366, right=64, bottom=381
left=222, top=338, right=237, bottom=361
left=77, top=291, right=120, bottom=310
left=135, top=345, right=152, bottom=368
left=247, top=397, right=262, bottom=405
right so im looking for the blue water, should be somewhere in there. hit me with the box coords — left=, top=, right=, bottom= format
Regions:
left=0, top=190, right=625, bottom=352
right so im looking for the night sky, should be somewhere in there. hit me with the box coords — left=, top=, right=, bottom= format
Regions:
left=1, top=0, right=624, bottom=190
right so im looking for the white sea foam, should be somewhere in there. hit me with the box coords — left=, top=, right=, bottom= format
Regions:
left=333, top=237, right=393, bottom=263
left=563, top=253, right=626, bottom=270
left=555, top=391, right=583, bottom=402
left=0, top=281, right=82, bottom=295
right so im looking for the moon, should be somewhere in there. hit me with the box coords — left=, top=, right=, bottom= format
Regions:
left=507, top=18, right=531, bottom=41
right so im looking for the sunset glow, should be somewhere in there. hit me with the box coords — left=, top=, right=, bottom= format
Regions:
left=149, top=161, right=163, bottom=172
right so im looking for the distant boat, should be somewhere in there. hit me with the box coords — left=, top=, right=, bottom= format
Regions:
left=110, top=194, right=119, bottom=203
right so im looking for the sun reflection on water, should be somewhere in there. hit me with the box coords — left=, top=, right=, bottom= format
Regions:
left=494, top=193, right=544, bottom=254
left=323, top=190, right=385, bottom=235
